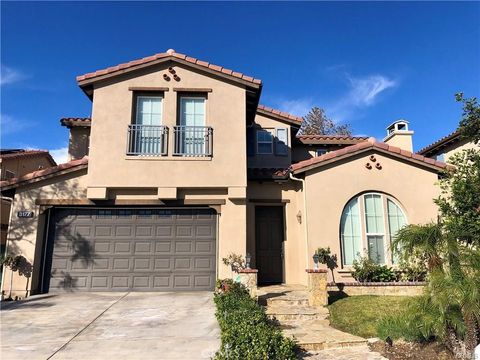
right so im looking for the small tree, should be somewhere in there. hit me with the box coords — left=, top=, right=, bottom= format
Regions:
left=301, top=107, right=352, bottom=136
left=456, top=93, right=480, bottom=144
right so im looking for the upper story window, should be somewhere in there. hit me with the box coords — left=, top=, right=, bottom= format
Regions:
left=136, top=96, right=163, bottom=125
left=127, top=93, right=167, bottom=156
left=275, top=128, right=288, bottom=156
left=257, top=129, right=273, bottom=154
left=340, top=193, right=407, bottom=266
left=174, top=96, right=212, bottom=157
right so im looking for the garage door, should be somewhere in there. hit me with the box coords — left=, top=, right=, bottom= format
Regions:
left=46, top=208, right=217, bottom=292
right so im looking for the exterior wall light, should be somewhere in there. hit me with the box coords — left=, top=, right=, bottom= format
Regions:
left=296, top=210, right=302, bottom=224
left=313, top=253, right=319, bottom=270
left=245, top=253, right=251, bottom=269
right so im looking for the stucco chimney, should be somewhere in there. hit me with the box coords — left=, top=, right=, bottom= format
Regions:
left=383, top=119, right=414, bottom=152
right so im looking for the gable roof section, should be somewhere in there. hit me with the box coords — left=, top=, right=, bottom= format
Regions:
left=296, top=134, right=369, bottom=145
left=256, top=105, right=303, bottom=126
left=77, top=49, right=262, bottom=94
left=417, top=130, right=461, bottom=156
left=0, top=149, right=57, bottom=167
left=291, top=137, right=450, bottom=174
left=0, top=157, right=88, bottom=191
left=60, top=117, right=92, bottom=128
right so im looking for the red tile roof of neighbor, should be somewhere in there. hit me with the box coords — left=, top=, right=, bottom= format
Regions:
left=0, top=149, right=57, bottom=166
left=296, top=134, right=369, bottom=145
left=60, top=118, right=92, bottom=127
left=256, top=105, right=303, bottom=125
left=417, top=130, right=461, bottom=156
left=247, top=167, right=290, bottom=180
left=76, top=49, right=262, bottom=87
left=291, top=137, right=451, bottom=174
left=0, top=157, right=88, bottom=190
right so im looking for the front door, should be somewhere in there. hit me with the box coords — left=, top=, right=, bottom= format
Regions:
left=255, top=206, right=284, bottom=284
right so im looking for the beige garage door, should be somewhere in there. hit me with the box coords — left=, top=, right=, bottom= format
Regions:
left=47, top=208, right=217, bottom=291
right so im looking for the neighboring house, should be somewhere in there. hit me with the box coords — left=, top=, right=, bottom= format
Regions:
left=0, top=50, right=449, bottom=297
left=0, top=149, right=56, bottom=256
left=418, top=130, right=479, bottom=163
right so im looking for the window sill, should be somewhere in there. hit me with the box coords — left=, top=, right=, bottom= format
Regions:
left=124, top=156, right=212, bottom=161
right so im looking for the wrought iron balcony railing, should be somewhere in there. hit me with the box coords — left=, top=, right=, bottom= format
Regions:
left=126, top=124, right=168, bottom=156
left=173, top=126, right=213, bottom=157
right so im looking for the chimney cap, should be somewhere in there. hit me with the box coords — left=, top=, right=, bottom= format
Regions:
left=386, top=119, right=410, bottom=130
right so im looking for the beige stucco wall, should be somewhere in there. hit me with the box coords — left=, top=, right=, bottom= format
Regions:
left=88, top=63, right=247, bottom=191
left=302, top=150, right=440, bottom=283
left=246, top=181, right=306, bottom=285
left=247, top=114, right=292, bottom=169
left=1, top=156, right=54, bottom=180
left=384, top=132, right=414, bottom=152
left=2, top=170, right=88, bottom=298
left=68, top=127, right=90, bottom=161
left=438, top=139, right=479, bottom=163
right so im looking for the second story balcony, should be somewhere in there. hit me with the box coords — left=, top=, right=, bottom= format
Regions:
left=126, top=125, right=213, bottom=157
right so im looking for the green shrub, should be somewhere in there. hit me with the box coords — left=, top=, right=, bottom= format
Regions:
left=352, top=256, right=397, bottom=282
left=214, top=281, right=296, bottom=360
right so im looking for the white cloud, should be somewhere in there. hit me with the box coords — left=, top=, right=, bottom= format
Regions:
left=277, top=98, right=313, bottom=117
left=346, top=75, right=397, bottom=106
left=0, top=114, right=31, bottom=135
left=49, top=147, right=69, bottom=164
left=0, top=64, right=26, bottom=86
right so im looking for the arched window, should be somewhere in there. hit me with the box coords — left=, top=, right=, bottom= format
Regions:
left=340, top=193, right=407, bottom=266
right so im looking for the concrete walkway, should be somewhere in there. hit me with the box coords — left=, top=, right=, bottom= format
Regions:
left=1, top=292, right=220, bottom=360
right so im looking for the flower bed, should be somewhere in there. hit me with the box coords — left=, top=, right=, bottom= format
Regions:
left=213, top=280, right=296, bottom=359
left=328, top=281, right=425, bottom=297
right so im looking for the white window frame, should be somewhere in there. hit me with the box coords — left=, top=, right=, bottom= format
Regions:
left=275, top=128, right=289, bottom=156
left=256, top=129, right=274, bottom=155
left=341, top=192, right=408, bottom=267
left=135, top=96, right=163, bottom=125
left=179, top=96, right=206, bottom=127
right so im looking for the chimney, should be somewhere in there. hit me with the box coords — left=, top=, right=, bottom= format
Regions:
left=383, top=119, right=414, bottom=152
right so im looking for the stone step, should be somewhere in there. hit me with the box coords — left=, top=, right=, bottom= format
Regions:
left=266, top=295, right=309, bottom=307
left=282, top=319, right=367, bottom=351
left=265, top=305, right=329, bottom=321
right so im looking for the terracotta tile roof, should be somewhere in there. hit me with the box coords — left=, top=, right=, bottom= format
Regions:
left=0, top=149, right=56, bottom=166
left=247, top=167, right=290, bottom=180
left=60, top=117, right=91, bottom=128
left=256, top=105, right=303, bottom=126
left=76, top=49, right=262, bottom=87
left=417, top=130, right=461, bottom=156
left=296, top=134, right=369, bottom=145
left=291, top=137, right=450, bottom=174
left=0, top=157, right=88, bottom=190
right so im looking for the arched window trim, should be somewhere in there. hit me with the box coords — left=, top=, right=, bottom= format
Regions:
left=340, top=192, right=408, bottom=267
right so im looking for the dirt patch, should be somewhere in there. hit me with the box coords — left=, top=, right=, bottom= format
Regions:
left=369, top=340, right=454, bottom=360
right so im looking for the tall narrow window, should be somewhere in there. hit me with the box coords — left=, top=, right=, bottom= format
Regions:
left=275, top=128, right=288, bottom=156
left=364, top=194, right=385, bottom=264
left=257, top=130, right=273, bottom=154
left=387, top=199, right=407, bottom=263
left=133, top=96, right=163, bottom=155
left=179, top=97, right=206, bottom=155
left=340, top=198, right=362, bottom=265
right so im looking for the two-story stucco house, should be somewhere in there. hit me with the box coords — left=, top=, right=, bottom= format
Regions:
left=1, top=50, right=452, bottom=297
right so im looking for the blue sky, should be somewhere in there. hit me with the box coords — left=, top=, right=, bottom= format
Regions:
left=1, top=1, right=479, bottom=163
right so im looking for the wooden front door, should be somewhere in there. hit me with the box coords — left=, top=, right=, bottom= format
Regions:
left=255, top=206, right=284, bottom=284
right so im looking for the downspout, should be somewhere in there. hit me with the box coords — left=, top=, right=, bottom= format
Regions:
left=289, top=172, right=310, bottom=271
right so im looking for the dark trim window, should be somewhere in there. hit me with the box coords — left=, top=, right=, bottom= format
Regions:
left=257, top=129, right=273, bottom=154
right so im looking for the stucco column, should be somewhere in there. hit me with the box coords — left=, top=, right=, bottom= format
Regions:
left=306, top=269, right=328, bottom=307
left=234, top=269, right=258, bottom=298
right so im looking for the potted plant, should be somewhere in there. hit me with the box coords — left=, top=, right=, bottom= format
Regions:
left=315, top=247, right=338, bottom=283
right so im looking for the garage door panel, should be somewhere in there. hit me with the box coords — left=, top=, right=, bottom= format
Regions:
left=49, top=208, right=216, bottom=291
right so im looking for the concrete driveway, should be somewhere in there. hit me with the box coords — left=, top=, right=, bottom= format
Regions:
left=1, top=292, right=220, bottom=360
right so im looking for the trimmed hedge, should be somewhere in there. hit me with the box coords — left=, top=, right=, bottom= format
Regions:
left=214, top=282, right=296, bottom=360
